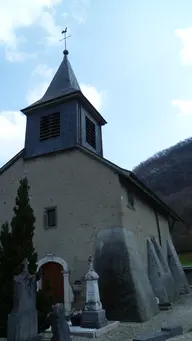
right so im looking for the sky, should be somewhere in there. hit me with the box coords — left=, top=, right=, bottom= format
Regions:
left=1, top=0, right=192, bottom=170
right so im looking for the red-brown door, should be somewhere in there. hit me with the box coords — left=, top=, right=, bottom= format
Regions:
left=41, top=262, right=64, bottom=305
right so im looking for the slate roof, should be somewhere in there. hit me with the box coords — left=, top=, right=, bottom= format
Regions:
left=23, top=50, right=81, bottom=111
left=0, top=146, right=183, bottom=224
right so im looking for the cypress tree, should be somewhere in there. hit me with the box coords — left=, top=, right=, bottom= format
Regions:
left=0, top=177, right=37, bottom=336
left=10, top=177, right=37, bottom=275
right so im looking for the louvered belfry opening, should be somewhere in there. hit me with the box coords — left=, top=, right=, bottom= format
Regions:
left=85, top=116, right=96, bottom=149
left=40, top=112, right=60, bottom=140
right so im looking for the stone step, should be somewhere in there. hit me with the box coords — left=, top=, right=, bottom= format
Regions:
left=133, top=325, right=183, bottom=341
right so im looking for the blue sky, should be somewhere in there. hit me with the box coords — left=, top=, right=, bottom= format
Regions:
left=0, top=0, right=192, bottom=170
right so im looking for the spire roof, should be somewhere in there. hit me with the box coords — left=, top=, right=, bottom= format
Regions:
left=27, top=50, right=81, bottom=109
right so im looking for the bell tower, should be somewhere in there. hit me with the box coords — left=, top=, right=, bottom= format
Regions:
left=21, top=40, right=107, bottom=159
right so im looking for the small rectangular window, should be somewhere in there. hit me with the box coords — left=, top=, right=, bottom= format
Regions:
left=40, top=112, right=60, bottom=141
left=127, top=191, right=135, bottom=209
left=44, top=207, right=57, bottom=229
left=86, top=116, right=96, bottom=149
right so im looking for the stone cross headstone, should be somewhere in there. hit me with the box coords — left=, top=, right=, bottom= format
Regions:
left=50, top=303, right=70, bottom=341
left=81, top=254, right=107, bottom=329
left=7, top=258, right=38, bottom=341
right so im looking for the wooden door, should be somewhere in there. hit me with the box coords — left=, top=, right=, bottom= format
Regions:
left=41, top=262, right=64, bottom=305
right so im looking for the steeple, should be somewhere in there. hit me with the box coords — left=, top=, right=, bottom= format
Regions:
left=22, top=41, right=107, bottom=160
left=26, top=50, right=81, bottom=110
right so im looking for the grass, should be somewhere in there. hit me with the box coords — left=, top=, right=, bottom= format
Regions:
left=178, top=253, right=192, bottom=266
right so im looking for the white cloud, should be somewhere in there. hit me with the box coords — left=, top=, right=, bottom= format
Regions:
left=26, top=64, right=55, bottom=104
left=26, top=64, right=103, bottom=110
left=5, top=50, right=37, bottom=62
left=0, top=111, right=26, bottom=165
left=62, top=12, right=69, bottom=18
left=70, top=0, right=89, bottom=24
left=38, top=11, right=62, bottom=46
left=175, top=28, right=192, bottom=65
left=80, top=84, right=102, bottom=111
left=0, top=0, right=62, bottom=59
left=172, top=99, right=192, bottom=116
left=26, top=82, right=50, bottom=105
left=33, top=64, right=55, bottom=78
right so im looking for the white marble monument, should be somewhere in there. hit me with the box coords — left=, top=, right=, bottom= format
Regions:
left=81, top=255, right=107, bottom=329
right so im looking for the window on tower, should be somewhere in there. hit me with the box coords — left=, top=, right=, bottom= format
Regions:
left=40, top=112, right=60, bottom=140
left=85, top=116, right=96, bottom=149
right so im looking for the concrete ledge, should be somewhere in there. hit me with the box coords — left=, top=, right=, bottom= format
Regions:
left=133, top=331, right=167, bottom=341
left=70, top=321, right=119, bottom=338
left=161, top=325, right=183, bottom=338
left=133, top=325, right=183, bottom=341
left=41, top=321, right=119, bottom=339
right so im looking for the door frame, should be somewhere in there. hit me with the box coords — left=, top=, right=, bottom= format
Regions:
left=36, top=253, right=74, bottom=314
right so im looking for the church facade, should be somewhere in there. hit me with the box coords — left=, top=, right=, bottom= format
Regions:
left=0, top=48, right=189, bottom=320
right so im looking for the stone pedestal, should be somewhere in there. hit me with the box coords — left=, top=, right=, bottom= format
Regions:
left=62, top=270, right=74, bottom=315
left=8, top=310, right=37, bottom=341
left=81, top=255, right=107, bottom=329
left=81, top=310, right=107, bottom=329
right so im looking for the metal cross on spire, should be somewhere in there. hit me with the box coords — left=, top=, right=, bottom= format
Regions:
left=60, top=27, right=71, bottom=53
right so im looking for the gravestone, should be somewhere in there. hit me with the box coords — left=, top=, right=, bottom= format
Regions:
left=81, top=255, right=108, bottom=329
left=7, top=259, right=38, bottom=341
left=50, top=304, right=70, bottom=341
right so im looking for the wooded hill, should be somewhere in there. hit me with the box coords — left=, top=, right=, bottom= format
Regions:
left=133, top=137, right=192, bottom=253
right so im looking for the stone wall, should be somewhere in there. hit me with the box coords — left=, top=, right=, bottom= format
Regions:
left=121, top=185, right=171, bottom=270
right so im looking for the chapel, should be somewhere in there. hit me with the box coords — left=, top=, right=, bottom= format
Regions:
left=0, top=46, right=190, bottom=321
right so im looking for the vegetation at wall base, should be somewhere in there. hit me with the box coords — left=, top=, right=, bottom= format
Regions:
left=0, top=177, right=48, bottom=336
left=179, top=253, right=192, bottom=266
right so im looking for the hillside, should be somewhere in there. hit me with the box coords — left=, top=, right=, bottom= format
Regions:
left=133, top=137, right=192, bottom=253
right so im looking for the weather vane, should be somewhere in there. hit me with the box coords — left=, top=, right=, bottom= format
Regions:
left=60, top=27, right=71, bottom=51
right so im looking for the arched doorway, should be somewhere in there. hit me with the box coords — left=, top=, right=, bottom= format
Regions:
left=37, top=254, right=74, bottom=314
left=41, top=262, right=64, bottom=305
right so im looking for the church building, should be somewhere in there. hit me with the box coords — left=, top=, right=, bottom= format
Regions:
left=0, top=47, right=190, bottom=321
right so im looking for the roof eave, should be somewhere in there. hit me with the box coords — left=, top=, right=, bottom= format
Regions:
left=21, top=90, right=81, bottom=114
left=21, top=91, right=107, bottom=126
left=128, top=171, right=183, bottom=223
left=77, top=92, right=107, bottom=126
left=0, top=149, right=24, bottom=175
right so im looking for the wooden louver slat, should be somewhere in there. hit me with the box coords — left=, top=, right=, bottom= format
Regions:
left=40, top=112, right=60, bottom=140
left=85, top=116, right=96, bottom=149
